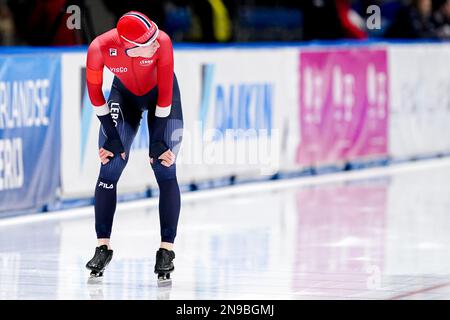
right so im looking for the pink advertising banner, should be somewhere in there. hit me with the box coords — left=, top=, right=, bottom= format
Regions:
left=297, top=48, right=388, bottom=166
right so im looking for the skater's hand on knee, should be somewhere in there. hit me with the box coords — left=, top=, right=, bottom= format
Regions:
left=99, top=148, right=126, bottom=164
left=150, top=149, right=175, bottom=167
left=159, top=149, right=175, bottom=167
left=99, top=148, right=113, bottom=164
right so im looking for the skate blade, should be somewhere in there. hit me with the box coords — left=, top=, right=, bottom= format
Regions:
left=157, top=273, right=172, bottom=287
left=157, top=278, right=172, bottom=287
left=89, top=270, right=104, bottom=278
left=87, top=276, right=103, bottom=285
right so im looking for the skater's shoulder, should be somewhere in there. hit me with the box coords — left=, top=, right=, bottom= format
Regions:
left=157, top=30, right=172, bottom=45
left=90, top=29, right=122, bottom=49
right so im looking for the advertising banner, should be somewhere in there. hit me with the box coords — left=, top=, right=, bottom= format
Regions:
left=0, top=54, right=61, bottom=214
left=297, top=48, right=389, bottom=167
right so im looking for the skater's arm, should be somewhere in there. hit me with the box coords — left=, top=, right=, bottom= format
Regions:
left=150, top=32, right=175, bottom=167
left=155, top=31, right=174, bottom=116
left=86, top=38, right=107, bottom=111
left=86, top=38, right=125, bottom=161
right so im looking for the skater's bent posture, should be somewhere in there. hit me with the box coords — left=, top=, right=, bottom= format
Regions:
left=85, top=11, right=182, bottom=281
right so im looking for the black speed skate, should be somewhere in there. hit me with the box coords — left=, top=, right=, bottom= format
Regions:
left=154, top=248, right=175, bottom=285
left=86, top=245, right=113, bottom=277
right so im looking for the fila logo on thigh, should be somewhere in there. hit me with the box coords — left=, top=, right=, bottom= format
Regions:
left=98, top=181, right=114, bottom=189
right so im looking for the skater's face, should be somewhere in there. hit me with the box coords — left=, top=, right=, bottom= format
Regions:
left=126, top=41, right=160, bottom=58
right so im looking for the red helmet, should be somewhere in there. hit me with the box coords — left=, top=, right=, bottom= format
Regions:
left=117, top=11, right=159, bottom=48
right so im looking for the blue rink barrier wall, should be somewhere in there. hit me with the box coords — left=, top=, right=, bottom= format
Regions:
left=0, top=41, right=449, bottom=216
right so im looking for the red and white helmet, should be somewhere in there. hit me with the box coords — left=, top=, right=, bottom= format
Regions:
left=117, top=11, right=159, bottom=48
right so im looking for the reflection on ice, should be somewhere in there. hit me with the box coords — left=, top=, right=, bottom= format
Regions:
left=0, top=160, right=450, bottom=299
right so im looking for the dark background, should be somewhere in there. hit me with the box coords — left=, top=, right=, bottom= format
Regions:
left=0, top=0, right=449, bottom=46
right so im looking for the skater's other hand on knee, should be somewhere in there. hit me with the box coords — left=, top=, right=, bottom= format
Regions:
left=99, top=148, right=113, bottom=165
left=150, top=149, right=175, bottom=167
left=159, top=149, right=175, bottom=167
left=99, top=148, right=126, bottom=164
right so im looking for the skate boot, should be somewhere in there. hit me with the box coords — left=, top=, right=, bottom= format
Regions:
left=86, top=245, right=113, bottom=277
left=154, top=248, right=175, bottom=285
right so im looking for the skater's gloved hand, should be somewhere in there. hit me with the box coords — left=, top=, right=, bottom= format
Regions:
left=99, top=138, right=126, bottom=165
left=149, top=141, right=174, bottom=167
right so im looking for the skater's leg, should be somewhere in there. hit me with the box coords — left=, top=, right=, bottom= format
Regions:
left=147, top=74, right=183, bottom=248
left=95, top=128, right=139, bottom=243
left=150, top=158, right=180, bottom=281
left=151, top=162, right=181, bottom=245
left=94, top=87, right=142, bottom=246
left=146, top=74, right=182, bottom=281
left=87, top=81, right=142, bottom=277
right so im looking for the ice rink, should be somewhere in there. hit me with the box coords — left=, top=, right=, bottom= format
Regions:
left=1, top=158, right=450, bottom=300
